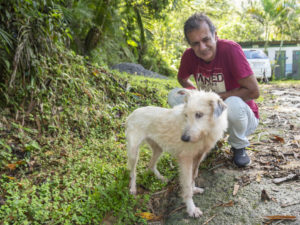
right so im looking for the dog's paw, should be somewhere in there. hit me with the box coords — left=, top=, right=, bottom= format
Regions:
left=129, top=186, right=137, bottom=195
left=151, top=169, right=168, bottom=183
left=187, top=207, right=203, bottom=218
left=193, top=187, right=204, bottom=194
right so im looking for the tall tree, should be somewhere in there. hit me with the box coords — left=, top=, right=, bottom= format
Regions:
left=55, top=0, right=121, bottom=55
left=246, top=0, right=299, bottom=45
left=121, top=0, right=179, bottom=63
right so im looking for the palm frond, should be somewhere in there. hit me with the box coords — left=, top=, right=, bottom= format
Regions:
left=0, top=28, right=13, bottom=49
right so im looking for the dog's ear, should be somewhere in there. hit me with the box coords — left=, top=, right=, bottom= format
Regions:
left=212, top=99, right=227, bottom=118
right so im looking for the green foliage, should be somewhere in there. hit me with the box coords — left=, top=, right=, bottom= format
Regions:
left=0, top=0, right=70, bottom=110
left=245, top=0, right=300, bottom=41
left=217, top=15, right=264, bottom=42
left=0, top=27, right=13, bottom=74
left=58, top=0, right=122, bottom=55
left=85, top=168, right=143, bottom=224
left=0, top=36, right=179, bottom=223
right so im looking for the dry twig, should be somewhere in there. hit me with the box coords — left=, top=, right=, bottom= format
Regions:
left=202, top=214, right=217, bottom=225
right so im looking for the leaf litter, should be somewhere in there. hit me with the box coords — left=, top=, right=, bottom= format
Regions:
left=146, top=83, right=300, bottom=224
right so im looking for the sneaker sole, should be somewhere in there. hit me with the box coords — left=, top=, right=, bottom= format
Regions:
left=233, top=159, right=251, bottom=168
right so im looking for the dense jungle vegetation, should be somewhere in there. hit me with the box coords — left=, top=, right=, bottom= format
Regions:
left=0, top=0, right=299, bottom=224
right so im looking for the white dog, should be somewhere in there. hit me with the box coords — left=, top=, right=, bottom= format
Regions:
left=126, top=89, right=228, bottom=217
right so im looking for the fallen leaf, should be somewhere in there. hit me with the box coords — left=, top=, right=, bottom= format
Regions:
left=213, top=200, right=234, bottom=208
left=136, top=212, right=162, bottom=221
left=45, top=151, right=54, bottom=156
left=83, top=88, right=93, bottom=99
left=264, top=215, right=296, bottom=220
left=225, top=149, right=231, bottom=154
left=16, top=160, right=24, bottom=165
left=271, top=135, right=285, bottom=143
left=92, top=69, right=99, bottom=76
left=222, top=200, right=234, bottom=207
left=261, top=189, right=271, bottom=201
left=217, top=140, right=224, bottom=148
left=256, top=173, right=262, bottom=183
left=6, top=163, right=17, bottom=170
left=233, top=183, right=239, bottom=196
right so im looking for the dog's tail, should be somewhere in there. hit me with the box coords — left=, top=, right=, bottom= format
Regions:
left=126, top=133, right=143, bottom=170
left=125, top=119, right=145, bottom=170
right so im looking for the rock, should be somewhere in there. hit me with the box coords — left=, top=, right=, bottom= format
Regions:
left=111, top=62, right=168, bottom=79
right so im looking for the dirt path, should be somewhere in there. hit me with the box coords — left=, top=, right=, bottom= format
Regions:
left=148, top=83, right=300, bottom=225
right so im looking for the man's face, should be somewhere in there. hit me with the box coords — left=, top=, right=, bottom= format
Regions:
left=187, top=22, right=217, bottom=62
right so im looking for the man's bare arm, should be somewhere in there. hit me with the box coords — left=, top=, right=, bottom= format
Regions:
left=218, top=75, right=260, bottom=101
left=178, top=77, right=196, bottom=89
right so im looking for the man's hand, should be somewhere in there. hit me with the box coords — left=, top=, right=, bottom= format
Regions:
left=218, top=75, right=259, bottom=101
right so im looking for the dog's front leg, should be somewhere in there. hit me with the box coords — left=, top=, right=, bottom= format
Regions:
left=192, top=153, right=206, bottom=194
left=178, top=156, right=203, bottom=218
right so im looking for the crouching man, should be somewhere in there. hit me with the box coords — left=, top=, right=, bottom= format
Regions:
left=177, top=12, right=260, bottom=167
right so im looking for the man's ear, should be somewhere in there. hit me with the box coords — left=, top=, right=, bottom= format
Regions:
left=213, top=99, right=227, bottom=118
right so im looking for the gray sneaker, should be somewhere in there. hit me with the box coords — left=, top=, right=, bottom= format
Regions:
left=231, top=147, right=251, bottom=167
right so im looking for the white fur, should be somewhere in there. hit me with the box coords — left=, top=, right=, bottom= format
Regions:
left=126, top=90, right=228, bottom=217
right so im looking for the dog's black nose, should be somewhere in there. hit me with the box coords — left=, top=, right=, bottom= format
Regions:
left=181, top=134, right=190, bottom=142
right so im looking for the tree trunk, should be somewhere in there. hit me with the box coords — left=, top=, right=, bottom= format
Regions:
left=84, top=26, right=101, bottom=55
left=134, top=7, right=147, bottom=63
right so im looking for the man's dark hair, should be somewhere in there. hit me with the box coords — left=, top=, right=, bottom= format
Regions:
left=184, top=13, right=216, bottom=43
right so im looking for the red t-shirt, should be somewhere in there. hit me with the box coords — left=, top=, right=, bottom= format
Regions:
left=178, top=39, right=259, bottom=118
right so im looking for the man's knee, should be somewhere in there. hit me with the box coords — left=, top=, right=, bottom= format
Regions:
left=224, top=96, right=243, bottom=108
left=225, top=96, right=245, bottom=121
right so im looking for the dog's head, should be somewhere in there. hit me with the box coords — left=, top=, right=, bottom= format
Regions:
left=181, top=90, right=227, bottom=143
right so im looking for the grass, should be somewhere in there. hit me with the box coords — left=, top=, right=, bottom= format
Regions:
left=269, top=79, right=300, bottom=85
left=0, top=45, right=181, bottom=224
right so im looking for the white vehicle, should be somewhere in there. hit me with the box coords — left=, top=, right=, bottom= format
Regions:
left=243, top=49, right=272, bottom=81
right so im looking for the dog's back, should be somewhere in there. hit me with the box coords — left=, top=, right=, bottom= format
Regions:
left=126, top=90, right=227, bottom=156
left=126, top=105, right=183, bottom=154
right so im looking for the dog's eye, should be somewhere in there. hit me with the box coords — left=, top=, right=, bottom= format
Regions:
left=195, top=112, right=203, bottom=119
